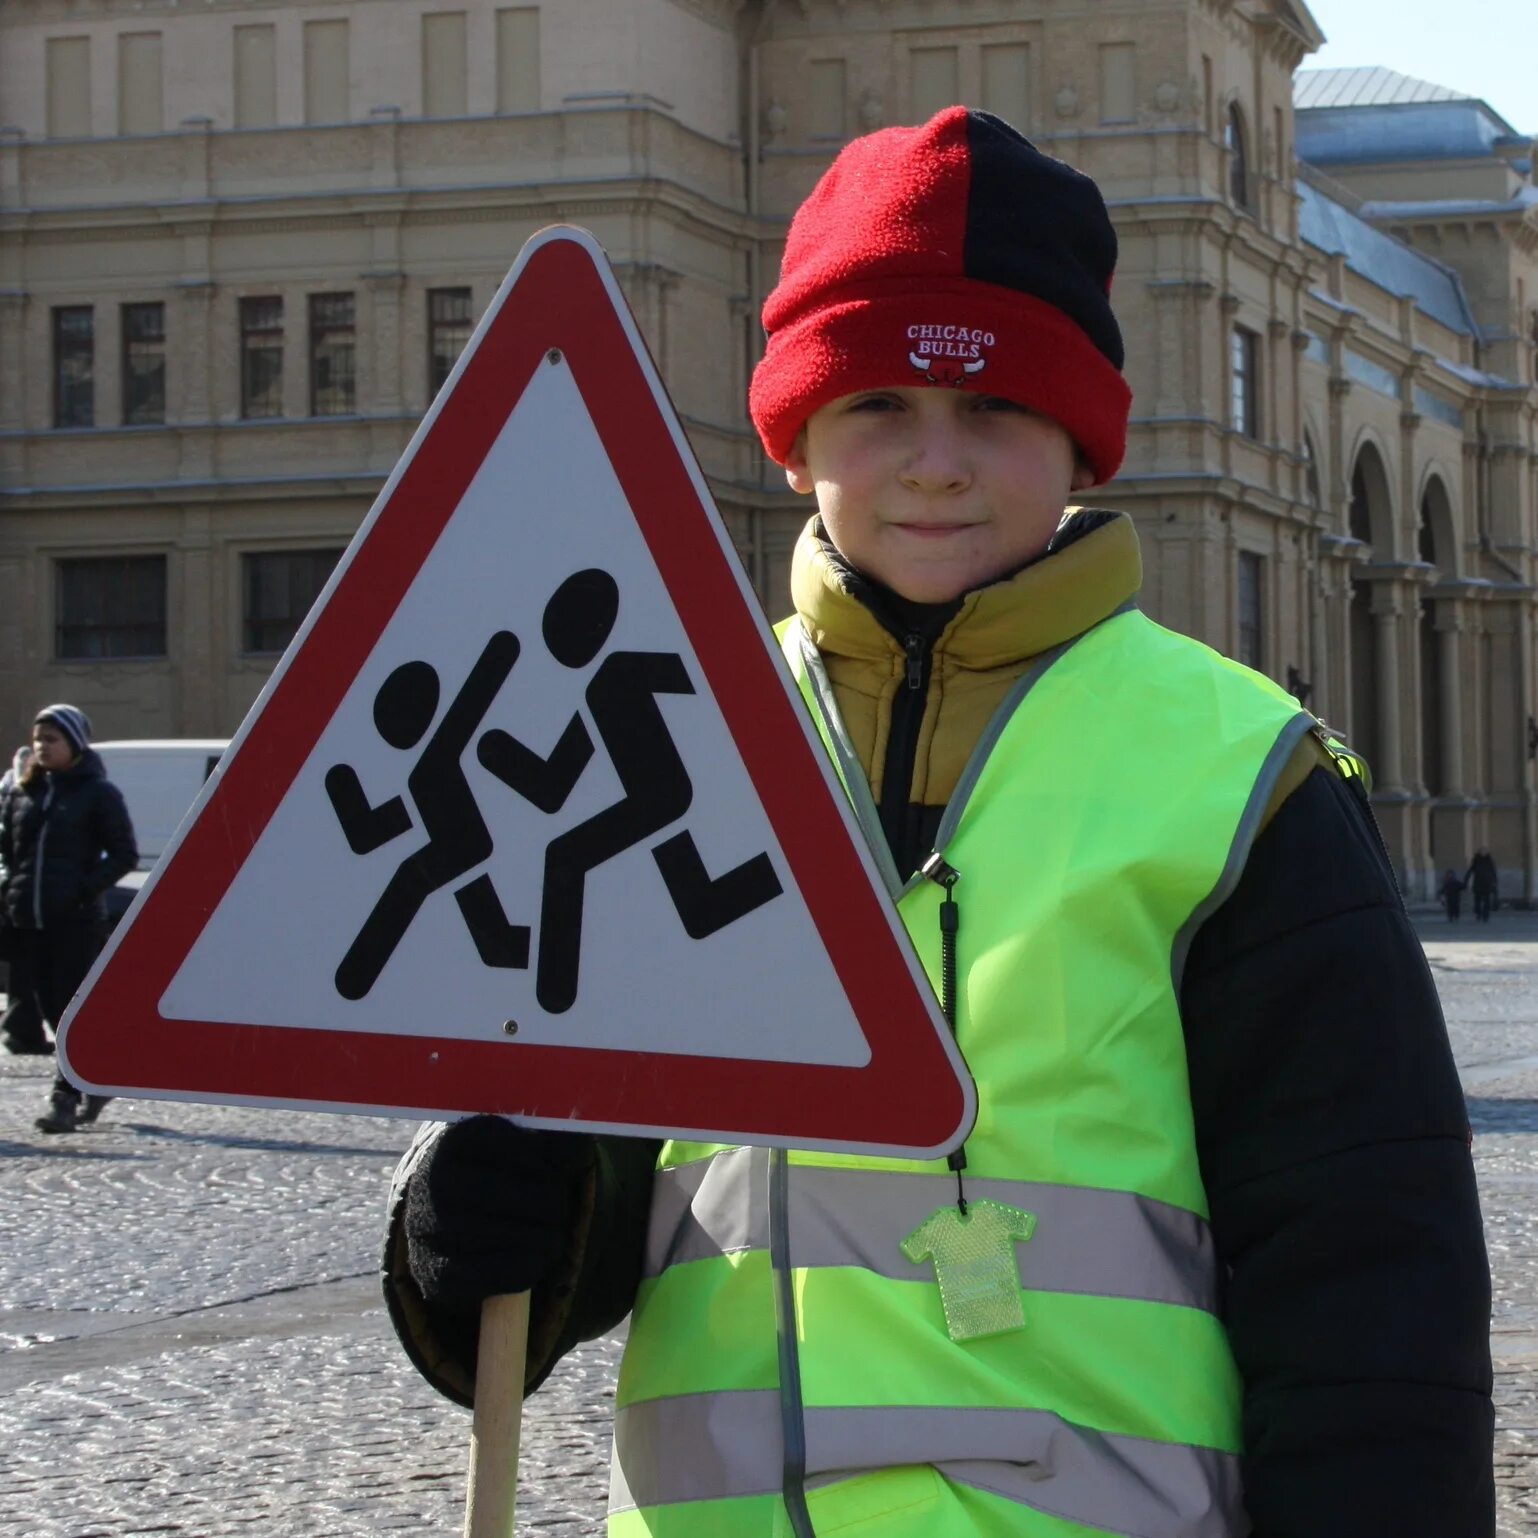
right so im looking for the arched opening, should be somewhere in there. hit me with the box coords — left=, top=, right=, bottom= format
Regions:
left=1225, top=103, right=1252, bottom=210
left=1418, top=477, right=1455, bottom=796
left=1347, top=446, right=1393, bottom=770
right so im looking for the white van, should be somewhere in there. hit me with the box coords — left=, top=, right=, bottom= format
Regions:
left=93, top=739, right=230, bottom=924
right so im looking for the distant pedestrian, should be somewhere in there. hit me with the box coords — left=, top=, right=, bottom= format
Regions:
left=0, top=744, right=50, bottom=1054
left=1466, top=848, right=1498, bottom=923
left=1439, top=868, right=1465, bottom=923
left=0, top=707, right=137, bottom=1132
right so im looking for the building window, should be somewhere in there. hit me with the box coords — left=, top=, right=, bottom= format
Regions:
left=303, top=18, right=350, bottom=124
left=909, top=48, right=958, bottom=123
left=1225, top=104, right=1251, bottom=209
left=1237, top=551, right=1264, bottom=671
left=1230, top=327, right=1260, bottom=438
left=496, top=7, right=540, bottom=114
left=423, top=11, right=469, bottom=118
left=808, top=58, right=847, bottom=139
left=122, top=302, right=166, bottom=425
left=46, top=36, right=92, bottom=139
left=1098, top=42, right=1135, bottom=125
left=981, top=43, right=1030, bottom=129
left=242, top=549, right=344, bottom=655
left=56, top=555, right=167, bottom=660
left=428, top=287, right=473, bottom=397
left=309, top=293, right=356, bottom=416
left=117, top=32, right=163, bottom=135
left=240, top=297, right=284, bottom=419
left=52, top=306, right=94, bottom=428
left=234, top=24, right=278, bottom=129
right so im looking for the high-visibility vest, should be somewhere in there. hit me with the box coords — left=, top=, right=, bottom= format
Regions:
left=610, top=606, right=1316, bottom=1538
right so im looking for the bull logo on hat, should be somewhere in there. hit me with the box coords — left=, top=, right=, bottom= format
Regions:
left=908, top=352, right=987, bottom=387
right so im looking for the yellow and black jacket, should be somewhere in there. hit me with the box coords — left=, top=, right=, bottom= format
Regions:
left=385, top=510, right=1493, bottom=1536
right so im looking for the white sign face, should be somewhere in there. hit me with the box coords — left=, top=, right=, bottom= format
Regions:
left=160, top=357, right=870, bottom=1068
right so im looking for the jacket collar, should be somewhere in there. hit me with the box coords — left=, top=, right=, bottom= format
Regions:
left=45, top=748, right=104, bottom=784
left=790, top=508, right=1143, bottom=670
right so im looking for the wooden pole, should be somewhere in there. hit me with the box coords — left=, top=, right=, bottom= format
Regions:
left=464, top=1291, right=530, bottom=1538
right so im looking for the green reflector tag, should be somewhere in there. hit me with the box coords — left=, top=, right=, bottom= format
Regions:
left=901, top=1199, right=1036, bottom=1343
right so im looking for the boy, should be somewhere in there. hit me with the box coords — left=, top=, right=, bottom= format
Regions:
left=384, top=110, right=1493, bottom=1536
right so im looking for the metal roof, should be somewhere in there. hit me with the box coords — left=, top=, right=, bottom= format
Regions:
left=1295, top=68, right=1470, bottom=111
left=1297, top=181, right=1478, bottom=337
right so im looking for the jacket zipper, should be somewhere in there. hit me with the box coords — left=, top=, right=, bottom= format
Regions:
left=879, top=633, right=933, bottom=876
left=920, top=852, right=969, bottom=1214
left=32, top=780, right=54, bottom=930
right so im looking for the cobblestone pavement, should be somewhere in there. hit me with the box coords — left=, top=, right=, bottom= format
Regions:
left=0, top=911, right=1534, bottom=1536
left=1424, top=912, right=1538, bottom=1536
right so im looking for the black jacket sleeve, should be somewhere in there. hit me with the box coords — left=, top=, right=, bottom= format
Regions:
left=383, top=1126, right=658, bottom=1408
left=86, top=781, right=138, bottom=898
left=1181, top=766, right=1494, bottom=1537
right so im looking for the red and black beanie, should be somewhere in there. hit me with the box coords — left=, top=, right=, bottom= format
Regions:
left=749, top=107, right=1131, bottom=485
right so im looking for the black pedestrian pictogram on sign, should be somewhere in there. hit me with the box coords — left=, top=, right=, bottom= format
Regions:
left=479, top=569, right=784, bottom=1014
left=324, top=569, right=784, bottom=1012
left=325, top=634, right=531, bottom=1000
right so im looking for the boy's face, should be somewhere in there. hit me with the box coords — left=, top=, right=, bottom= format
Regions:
left=784, top=386, right=1096, bottom=603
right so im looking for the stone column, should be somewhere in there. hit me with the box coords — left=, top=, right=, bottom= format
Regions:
left=175, top=507, right=217, bottom=735
left=1435, top=600, right=1466, bottom=797
left=362, top=269, right=406, bottom=473
left=368, top=106, right=401, bottom=191
left=0, top=290, right=27, bottom=486
left=1371, top=582, right=1404, bottom=792
left=179, top=116, right=214, bottom=201
left=282, top=284, right=309, bottom=420
left=1308, top=543, right=1332, bottom=721
left=175, top=281, right=215, bottom=479
left=361, top=269, right=405, bottom=416
left=96, top=294, right=123, bottom=432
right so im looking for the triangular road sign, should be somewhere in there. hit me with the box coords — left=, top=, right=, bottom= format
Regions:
left=58, top=227, right=975, bottom=1160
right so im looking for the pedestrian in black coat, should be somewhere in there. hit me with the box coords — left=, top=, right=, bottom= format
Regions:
left=1440, top=868, right=1466, bottom=923
left=0, top=744, right=50, bottom=1054
left=0, top=705, right=137, bottom=1132
left=1465, top=849, right=1498, bottom=923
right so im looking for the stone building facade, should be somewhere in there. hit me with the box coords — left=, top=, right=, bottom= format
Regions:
left=1, top=0, right=1535, bottom=898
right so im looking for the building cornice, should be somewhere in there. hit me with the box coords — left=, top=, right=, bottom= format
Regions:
left=0, top=175, right=768, bottom=248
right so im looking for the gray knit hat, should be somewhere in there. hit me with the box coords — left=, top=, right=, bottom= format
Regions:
left=35, top=703, right=92, bottom=756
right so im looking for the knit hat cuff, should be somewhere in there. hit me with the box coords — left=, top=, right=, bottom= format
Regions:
left=749, top=282, right=1131, bottom=485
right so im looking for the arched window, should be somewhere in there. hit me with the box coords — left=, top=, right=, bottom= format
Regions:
left=1417, top=478, right=1455, bottom=797
left=1226, top=103, right=1251, bottom=209
left=1347, top=445, right=1393, bottom=773
left=1349, top=459, right=1375, bottom=545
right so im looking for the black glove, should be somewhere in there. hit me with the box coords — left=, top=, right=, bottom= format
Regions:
left=404, top=1114, right=595, bottom=1311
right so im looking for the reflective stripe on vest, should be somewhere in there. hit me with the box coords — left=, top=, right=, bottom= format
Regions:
left=614, top=607, right=1313, bottom=1538
left=644, top=1146, right=1220, bottom=1312
left=611, top=1392, right=1242, bottom=1538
